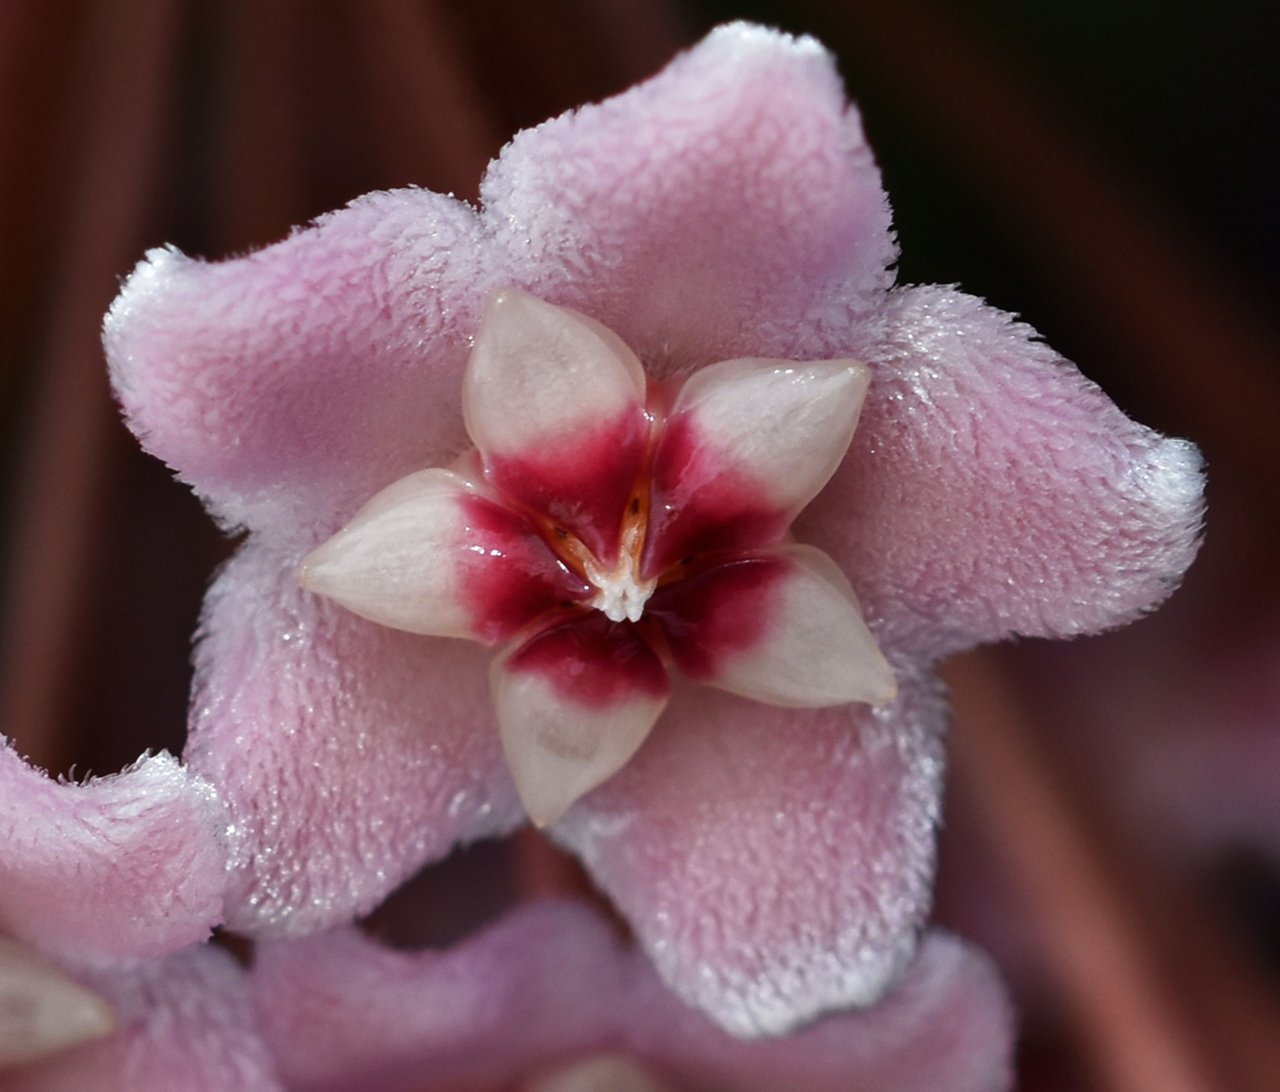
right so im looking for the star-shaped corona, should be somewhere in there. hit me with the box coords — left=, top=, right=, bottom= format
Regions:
left=301, top=289, right=895, bottom=825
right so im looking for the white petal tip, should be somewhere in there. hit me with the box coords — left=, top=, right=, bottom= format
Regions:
left=295, top=544, right=353, bottom=606
left=482, top=286, right=528, bottom=324
left=296, top=469, right=485, bottom=639
left=465, top=289, right=646, bottom=463
left=493, top=637, right=668, bottom=827
left=509, top=718, right=651, bottom=829
left=833, top=640, right=898, bottom=708
left=295, top=544, right=339, bottom=596
left=529, top=802, right=568, bottom=830
left=517, top=759, right=600, bottom=830
left=663, top=355, right=871, bottom=522
left=876, top=673, right=899, bottom=707
left=0, top=939, right=116, bottom=1066
left=679, top=545, right=896, bottom=710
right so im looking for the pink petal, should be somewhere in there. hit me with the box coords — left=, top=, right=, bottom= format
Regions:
left=251, top=901, right=1012, bottom=1092
left=7, top=946, right=281, bottom=1092
left=252, top=902, right=622, bottom=1092
left=481, top=24, right=896, bottom=370
left=802, top=285, right=1205, bottom=658
left=301, top=468, right=590, bottom=644
left=184, top=541, right=523, bottom=937
left=628, top=932, right=1013, bottom=1092
left=105, top=188, right=497, bottom=535
left=0, top=741, right=227, bottom=962
left=494, top=616, right=671, bottom=826
left=648, top=545, right=895, bottom=707
left=553, top=672, right=945, bottom=1036
left=644, top=357, right=870, bottom=577
left=464, top=290, right=650, bottom=562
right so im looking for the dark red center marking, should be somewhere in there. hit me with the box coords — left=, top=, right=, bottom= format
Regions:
left=468, top=371, right=813, bottom=706
left=485, top=407, right=650, bottom=565
left=641, top=412, right=789, bottom=579
left=645, top=554, right=790, bottom=681
left=457, top=494, right=592, bottom=644
left=505, top=613, right=671, bottom=709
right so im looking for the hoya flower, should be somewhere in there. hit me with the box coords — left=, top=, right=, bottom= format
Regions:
left=103, top=23, right=1204, bottom=1035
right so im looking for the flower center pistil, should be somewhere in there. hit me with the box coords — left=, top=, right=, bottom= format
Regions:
left=549, top=491, right=656, bottom=624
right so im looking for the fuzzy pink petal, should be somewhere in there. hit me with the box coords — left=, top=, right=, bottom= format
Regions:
left=481, top=23, right=895, bottom=369
left=252, top=902, right=622, bottom=1092
left=7, top=946, right=281, bottom=1092
left=184, top=541, right=523, bottom=938
left=252, top=902, right=1011, bottom=1092
left=552, top=671, right=945, bottom=1036
left=628, top=931, right=1014, bottom=1092
left=105, top=188, right=498, bottom=535
left=0, top=741, right=227, bottom=962
left=802, top=285, right=1205, bottom=659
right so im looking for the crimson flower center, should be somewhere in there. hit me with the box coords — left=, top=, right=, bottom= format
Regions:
left=300, top=288, right=895, bottom=825
left=546, top=486, right=656, bottom=625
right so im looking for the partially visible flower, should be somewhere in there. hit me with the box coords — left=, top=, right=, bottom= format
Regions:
left=3, top=943, right=278, bottom=1092
left=1, top=890, right=1012, bottom=1092
left=252, top=900, right=1014, bottom=1092
left=104, top=23, right=1204, bottom=1034
left=0, top=737, right=227, bottom=964
left=0, top=733, right=270, bottom=1089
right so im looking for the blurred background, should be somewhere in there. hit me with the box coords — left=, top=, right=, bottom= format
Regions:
left=0, top=2, right=1276, bottom=1089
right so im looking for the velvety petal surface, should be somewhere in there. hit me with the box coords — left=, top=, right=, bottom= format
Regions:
left=252, top=901, right=1013, bottom=1092
left=185, top=541, right=524, bottom=937
left=801, top=285, right=1205, bottom=660
left=253, top=902, right=622, bottom=1092
left=481, top=23, right=896, bottom=370
left=553, top=670, right=945, bottom=1036
left=7, top=946, right=281, bottom=1092
left=0, top=741, right=227, bottom=961
left=632, top=930, right=1013, bottom=1092
left=105, top=188, right=497, bottom=535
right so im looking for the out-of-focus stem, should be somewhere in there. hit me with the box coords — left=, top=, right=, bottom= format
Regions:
left=946, top=649, right=1280, bottom=1092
